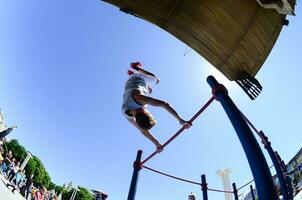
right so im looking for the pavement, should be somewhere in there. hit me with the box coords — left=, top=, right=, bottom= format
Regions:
left=0, top=173, right=26, bottom=200
left=295, top=189, right=302, bottom=200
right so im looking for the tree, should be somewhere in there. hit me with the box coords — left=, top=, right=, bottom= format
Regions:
left=62, top=186, right=94, bottom=200
left=4, top=139, right=27, bottom=161
left=75, top=187, right=94, bottom=200
left=54, top=185, right=63, bottom=195
left=2, top=139, right=92, bottom=199
left=25, top=158, right=37, bottom=176
left=31, top=156, right=51, bottom=188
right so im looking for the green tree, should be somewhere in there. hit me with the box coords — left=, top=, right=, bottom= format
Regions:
left=25, top=158, right=37, bottom=176
left=76, top=187, right=94, bottom=200
left=62, top=187, right=93, bottom=200
left=62, top=189, right=73, bottom=200
left=54, top=185, right=64, bottom=195
left=31, top=156, right=51, bottom=188
left=4, top=139, right=27, bottom=161
left=3, top=139, right=93, bottom=199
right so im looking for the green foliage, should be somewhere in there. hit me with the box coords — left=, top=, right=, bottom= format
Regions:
left=62, top=189, right=73, bottom=200
left=31, top=156, right=51, bottom=188
left=54, top=185, right=63, bottom=195
left=5, top=139, right=27, bottom=161
left=48, top=182, right=56, bottom=190
left=62, top=187, right=93, bottom=200
left=25, top=158, right=36, bottom=176
left=76, top=187, right=94, bottom=200
left=3, top=139, right=93, bottom=199
left=4, top=140, right=52, bottom=189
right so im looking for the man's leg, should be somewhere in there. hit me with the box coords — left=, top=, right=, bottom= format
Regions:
left=26, top=187, right=30, bottom=199
left=126, top=118, right=162, bottom=152
left=133, top=92, right=191, bottom=128
left=133, top=91, right=182, bottom=123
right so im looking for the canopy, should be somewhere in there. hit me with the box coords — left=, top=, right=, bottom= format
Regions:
left=103, top=0, right=296, bottom=99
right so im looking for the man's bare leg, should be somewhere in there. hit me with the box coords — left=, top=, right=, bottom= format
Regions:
left=127, top=118, right=163, bottom=152
left=133, top=92, right=191, bottom=128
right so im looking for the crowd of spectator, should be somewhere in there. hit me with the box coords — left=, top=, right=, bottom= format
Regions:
left=0, top=140, right=59, bottom=200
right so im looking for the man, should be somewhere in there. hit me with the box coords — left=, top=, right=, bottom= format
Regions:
left=284, top=163, right=302, bottom=176
left=122, top=62, right=191, bottom=152
left=34, top=186, right=46, bottom=200
left=0, top=125, right=17, bottom=139
left=25, top=174, right=34, bottom=199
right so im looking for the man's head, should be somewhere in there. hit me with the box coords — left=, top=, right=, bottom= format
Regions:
left=135, top=109, right=156, bottom=130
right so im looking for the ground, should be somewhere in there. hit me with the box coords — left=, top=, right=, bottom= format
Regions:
left=0, top=173, right=25, bottom=200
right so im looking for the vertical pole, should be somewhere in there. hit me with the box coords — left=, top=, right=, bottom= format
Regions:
left=207, top=76, right=277, bottom=200
left=20, top=151, right=32, bottom=170
left=276, top=152, right=294, bottom=200
left=258, top=131, right=289, bottom=200
left=250, top=185, right=256, bottom=200
left=285, top=176, right=294, bottom=200
left=127, top=150, right=143, bottom=200
left=201, top=174, right=208, bottom=200
left=232, top=183, right=239, bottom=200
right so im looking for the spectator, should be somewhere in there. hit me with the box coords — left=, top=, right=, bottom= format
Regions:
left=6, top=181, right=17, bottom=193
left=8, top=160, right=20, bottom=182
left=1, top=150, right=13, bottom=176
left=0, top=125, right=17, bottom=139
left=0, top=147, right=4, bottom=166
left=285, top=162, right=302, bottom=176
left=52, top=195, right=59, bottom=200
left=24, top=173, right=34, bottom=199
left=6, top=157, right=15, bottom=179
left=34, top=186, right=46, bottom=200
left=14, top=169, right=23, bottom=188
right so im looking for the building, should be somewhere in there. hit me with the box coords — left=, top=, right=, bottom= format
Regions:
left=244, top=147, right=302, bottom=199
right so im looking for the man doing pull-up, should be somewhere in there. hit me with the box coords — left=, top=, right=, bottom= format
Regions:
left=122, top=62, right=191, bottom=153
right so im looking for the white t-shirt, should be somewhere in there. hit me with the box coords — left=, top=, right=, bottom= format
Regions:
left=122, top=72, right=158, bottom=115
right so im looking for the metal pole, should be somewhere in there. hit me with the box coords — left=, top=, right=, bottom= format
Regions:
left=201, top=174, right=208, bottom=200
left=232, top=183, right=239, bottom=200
left=276, top=152, right=294, bottom=200
left=207, top=76, right=277, bottom=200
left=20, top=151, right=32, bottom=170
left=259, top=131, right=289, bottom=200
left=127, top=150, right=143, bottom=200
left=250, top=185, right=256, bottom=200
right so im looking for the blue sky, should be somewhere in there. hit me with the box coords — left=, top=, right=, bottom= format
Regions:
left=0, top=1, right=301, bottom=199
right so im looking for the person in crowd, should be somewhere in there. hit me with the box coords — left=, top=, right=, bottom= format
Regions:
left=34, top=186, right=46, bottom=200
left=1, top=150, right=13, bottom=176
left=284, top=162, right=302, bottom=176
left=8, top=160, right=20, bottom=182
left=52, top=195, right=59, bottom=200
left=0, top=125, right=17, bottom=139
left=0, top=147, right=4, bottom=167
left=6, top=181, right=17, bottom=193
left=24, top=173, right=34, bottom=199
left=6, top=157, right=15, bottom=178
left=13, top=169, right=24, bottom=188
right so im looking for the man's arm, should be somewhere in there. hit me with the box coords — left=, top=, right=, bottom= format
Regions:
left=132, top=65, right=160, bottom=84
